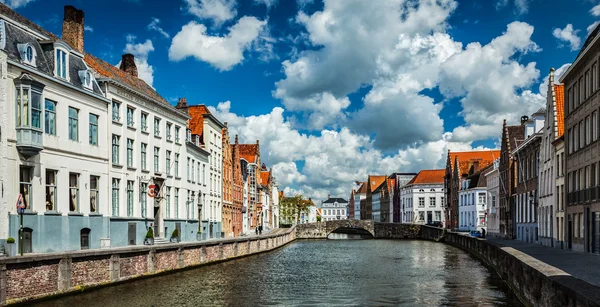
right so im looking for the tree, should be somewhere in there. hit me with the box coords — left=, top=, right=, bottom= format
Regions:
left=279, top=194, right=315, bottom=225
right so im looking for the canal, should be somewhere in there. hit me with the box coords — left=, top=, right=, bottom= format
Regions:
left=30, top=239, right=523, bottom=307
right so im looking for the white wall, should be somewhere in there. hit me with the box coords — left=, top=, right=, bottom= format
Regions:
left=400, top=184, right=444, bottom=224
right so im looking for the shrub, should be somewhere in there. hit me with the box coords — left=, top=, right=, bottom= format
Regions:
left=145, top=227, right=154, bottom=239
left=6, top=237, right=15, bottom=244
left=171, top=228, right=179, bottom=238
left=316, top=216, right=322, bottom=222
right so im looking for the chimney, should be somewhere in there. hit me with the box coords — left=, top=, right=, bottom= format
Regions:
left=520, top=115, right=529, bottom=126
left=62, top=5, right=85, bottom=53
left=235, top=135, right=239, bottom=144
left=224, top=122, right=228, bottom=127
left=119, top=54, right=138, bottom=77
left=176, top=97, right=188, bottom=109
left=472, top=161, right=480, bottom=174
left=328, top=194, right=330, bottom=199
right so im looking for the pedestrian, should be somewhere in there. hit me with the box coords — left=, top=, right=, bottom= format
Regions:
left=259, top=225, right=262, bottom=235
left=481, top=228, right=486, bottom=238
left=255, top=227, right=258, bottom=235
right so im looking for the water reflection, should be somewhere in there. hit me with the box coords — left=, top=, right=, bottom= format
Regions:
left=327, top=232, right=373, bottom=239
left=30, top=240, right=523, bottom=307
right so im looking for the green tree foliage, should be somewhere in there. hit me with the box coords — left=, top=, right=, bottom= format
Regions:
left=279, top=194, right=315, bottom=225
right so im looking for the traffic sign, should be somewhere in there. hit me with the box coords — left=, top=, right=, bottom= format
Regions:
left=16, top=194, right=25, bottom=213
left=148, top=184, right=156, bottom=198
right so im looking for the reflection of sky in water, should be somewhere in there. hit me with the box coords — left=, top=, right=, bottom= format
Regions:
left=31, top=240, right=523, bottom=307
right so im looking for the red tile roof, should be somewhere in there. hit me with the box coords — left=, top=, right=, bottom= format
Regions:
left=368, top=175, right=387, bottom=192
left=84, top=54, right=169, bottom=105
left=187, top=105, right=211, bottom=137
left=554, top=84, right=565, bottom=138
left=239, top=144, right=259, bottom=163
left=407, top=169, right=445, bottom=185
left=260, top=171, right=270, bottom=185
left=449, top=150, right=500, bottom=176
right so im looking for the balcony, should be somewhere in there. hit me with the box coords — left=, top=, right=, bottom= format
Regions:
left=16, top=127, right=43, bottom=156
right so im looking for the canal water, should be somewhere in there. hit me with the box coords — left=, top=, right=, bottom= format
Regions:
left=31, top=240, right=523, bottom=307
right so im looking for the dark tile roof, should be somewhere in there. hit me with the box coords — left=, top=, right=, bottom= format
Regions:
left=3, top=21, right=103, bottom=96
left=323, top=198, right=348, bottom=204
left=506, top=125, right=525, bottom=153
left=0, top=2, right=57, bottom=40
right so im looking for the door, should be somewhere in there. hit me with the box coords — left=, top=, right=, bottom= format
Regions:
left=568, top=218, right=573, bottom=250
left=22, top=228, right=32, bottom=254
left=128, top=222, right=136, bottom=245
left=153, top=203, right=160, bottom=238
left=427, top=211, right=432, bottom=224
left=176, top=222, right=181, bottom=241
left=209, top=223, right=214, bottom=239
left=593, top=212, right=600, bottom=254
left=80, top=228, right=90, bottom=250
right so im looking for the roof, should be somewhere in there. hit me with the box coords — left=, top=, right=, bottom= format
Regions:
left=260, top=171, right=270, bottom=185
left=506, top=125, right=525, bottom=152
left=0, top=3, right=58, bottom=40
left=357, top=182, right=367, bottom=194
left=84, top=53, right=168, bottom=105
left=239, top=144, right=259, bottom=163
left=187, top=105, right=210, bottom=137
left=323, top=197, right=348, bottom=204
left=407, top=169, right=445, bottom=185
left=561, top=23, right=600, bottom=82
left=466, top=164, right=492, bottom=189
left=554, top=84, right=565, bottom=138
left=449, top=150, right=500, bottom=176
left=368, top=175, right=387, bottom=192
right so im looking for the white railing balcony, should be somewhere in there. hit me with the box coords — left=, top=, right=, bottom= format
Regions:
left=16, top=127, right=43, bottom=156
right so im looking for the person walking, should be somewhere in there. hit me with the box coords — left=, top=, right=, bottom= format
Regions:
left=481, top=228, right=486, bottom=238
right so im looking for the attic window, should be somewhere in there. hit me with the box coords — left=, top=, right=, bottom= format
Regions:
left=430, top=189, right=435, bottom=192
left=78, top=70, right=93, bottom=90
left=419, top=189, right=425, bottom=192
left=17, top=43, right=36, bottom=66
left=55, top=49, right=68, bottom=79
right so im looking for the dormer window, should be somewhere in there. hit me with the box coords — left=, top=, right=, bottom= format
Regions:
left=56, top=49, right=68, bottom=79
left=17, top=43, right=36, bottom=66
left=78, top=70, right=93, bottom=90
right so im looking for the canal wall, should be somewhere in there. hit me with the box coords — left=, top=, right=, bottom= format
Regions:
left=420, top=226, right=600, bottom=307
left=0, top=229, right=295, bottom=306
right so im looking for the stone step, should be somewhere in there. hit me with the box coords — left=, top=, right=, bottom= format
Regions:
left=153, top=238, right=170, bottom=245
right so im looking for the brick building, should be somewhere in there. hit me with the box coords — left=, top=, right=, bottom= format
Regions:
left=499, top=120, right=525, bottom=239
left=222, top=124, right=233, bottom=237
left=231, top=135, right=243, bottom=236
left=239, top=141, right=261, bottom=230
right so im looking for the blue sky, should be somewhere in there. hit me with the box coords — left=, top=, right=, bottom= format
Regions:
left=6, top=0, right=599, bottom=199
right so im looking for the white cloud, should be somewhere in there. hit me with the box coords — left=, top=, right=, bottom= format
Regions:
left=169, top=16, right=266, bottom=71
left=0, top=0, right=34, bottom=9
left=553, top=24, right=581, bottom=51
left=254, top=0, right=277, bottom=8
left=588, top=21, right=600, bottom=35
left=495, top=0, right=529, bottom=14
left=84, top=25, right=93, bottom=32
left=147, top=17, right=170, bottom=39
left=296, top=0, right=313, bottom=8
left=118, top=38, right=156, bottom=86
left=591, top=4, right=600, bottom=17
left=185, top=0, right=237, bottom=26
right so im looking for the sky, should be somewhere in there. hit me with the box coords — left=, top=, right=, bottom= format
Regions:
left=3, top=0, right=597, bottom=200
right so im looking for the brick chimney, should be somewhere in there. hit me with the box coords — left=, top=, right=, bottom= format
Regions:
left=62, top=5, right=84, bottom=53
left=176, top=97, right=188, bottom=109
left=119, top=54, right=138, bottom=77
left=472, top=161, right=480, bottom=174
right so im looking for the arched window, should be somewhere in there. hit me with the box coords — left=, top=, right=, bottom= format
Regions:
left=80, top=228, right=91, bottom=250
left=419, top=189, right=425, bottom=192
left=430, top=189, right=436, bottom=192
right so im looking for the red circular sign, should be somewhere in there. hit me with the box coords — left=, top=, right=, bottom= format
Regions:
left=148, top=185, right=156, bottom=198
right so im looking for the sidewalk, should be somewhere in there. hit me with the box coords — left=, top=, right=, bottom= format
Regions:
left=487, top=238, right=600, bottom=287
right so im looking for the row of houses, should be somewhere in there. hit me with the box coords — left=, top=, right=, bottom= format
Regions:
left=344, top=24, right=600, bottom=255
left=0, top=4, right=279, bottom=254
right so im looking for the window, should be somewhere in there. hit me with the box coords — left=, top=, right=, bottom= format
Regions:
left=175, top=188, right=179, bottom=218
left=594, top=111, right=598, bottom=142
left=79, top=70, right=92, bottom=90
left=175, top=154, right=180, bottom=177
left=112, top=101, right=121, bottom=122
left=127, top=139, right=134, bottom=168
left=45, top=170, right=57, bottom=211
left=141, top=112, right=148, bottom=132
left=127, top=180, right=134, bottom=217
left=586, top=116, right=591, bottom=145
left=203, top=164, right=206, bottom=184
left=18, top=43, right=36, bottom=65
left=69, top=173, right=79, bottom=212
left=90, top=176, right=99, bottom=213
left=574, top=124, right=579, bottom=150
left=175, top=126, right=181, bottom=143
left=127, top=107, right=135, bottom=127
left=55, top=49, right=67, bottom=78
left=88, top=113, right=98, bottom=145
left=574, top=82, right=579, bottom=108
left=166, top=186, right=171, bottom=218
left=154, top=117, right=161, bottom=136
left=166, top=150, right=171, bottom=175
left=187, top=158, right=191, bottom=181
left=141, top=143, right=147, bottom=170
left=44, top=99, right=56, bottom=135
left=19, top=167, right=32, bottom=210
left=68, top=107, right=78, bottom=141
left=15, top=83, right=43, bottom=129
left=594, top=63, right=598, bottom=93
left=112, top=134, right=120, bottom=165
left=191, top=159, right=195, bottom=183
left=419, top=197, right=425, bottom=208
left=154, top=147, right=160, bottom=172
left=112, top=178, right=120, bottom=216
left=580, top=120, right=584, bottom=149
left=429, top=197, right=436, bottom=207
left=580, top=76, right=584, bottom=105
left=140, top=183, right=147, bottom=217
left=586, top=70, right=590, bottom=99
left=197, top=162, right=201, bottom=183
left=166, top=122, right=172, bottom=141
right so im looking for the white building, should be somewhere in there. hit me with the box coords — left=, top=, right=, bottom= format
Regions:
left=458, top=167, right=488, bottom=232
left=1, top=6, right=111, bottom=253
left=271, top=180, right=279, bottom=229
left=351, top=182, right=366, bottom=220
left=400, top=170, right=445, bottom=225
left=539, top=68, right=565, bottom=248
left=321, top=197, right=348, bottom=221
left=484, top=159, right=500, bottom=236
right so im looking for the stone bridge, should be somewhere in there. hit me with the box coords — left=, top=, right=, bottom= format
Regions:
left=295, top=220, right=428, bottom=239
